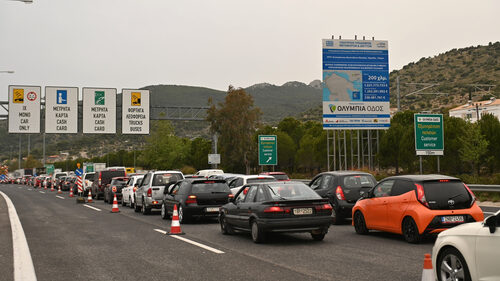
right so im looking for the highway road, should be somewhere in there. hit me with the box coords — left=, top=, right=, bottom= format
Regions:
left=1, top=184, right=499, bottom=281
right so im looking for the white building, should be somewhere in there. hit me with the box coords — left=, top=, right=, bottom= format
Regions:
left=449, top=98, right=500, bottom=123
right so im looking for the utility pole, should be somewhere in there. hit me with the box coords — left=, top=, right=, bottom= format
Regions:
left=18, top=135, right=21, bottom=169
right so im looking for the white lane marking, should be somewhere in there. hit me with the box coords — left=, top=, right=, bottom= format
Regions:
left=153, top=229, right=224, bottom=254
left=83, top=204, right=101, bottom=212
left=55, top=196, right=65, bottom=200
left=18, top=187, right=21, bottom=189
left=39, top=191, right=45, bottom=194
left=28, top=189, right=32, bottom=191
left=0, top=191, right=38, bottom=281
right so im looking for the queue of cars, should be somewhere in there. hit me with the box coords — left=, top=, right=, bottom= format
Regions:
left=7, top=168, right=500, bottom=279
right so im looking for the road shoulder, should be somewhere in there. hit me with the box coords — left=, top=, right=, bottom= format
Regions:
left=0, top=191, right=14, bottom=281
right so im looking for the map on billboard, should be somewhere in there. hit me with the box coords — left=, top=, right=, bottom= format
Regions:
left=322, top=39, right=390, bottom=129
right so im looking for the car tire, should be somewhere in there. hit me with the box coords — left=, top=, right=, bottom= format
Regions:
left=219, top=215, right=234, bottom=235
left=161, top=203, right=169, bottom=220
left=251, top=220, right=265, bottom=243
left=437, top=247, right=471, bottom=281
left=402, top=217, right=421, bottom=244
left=311, top=232, right=326, bottom=241
left=178, top=205, right=188, bottom=223
left=141, top=199, right=151, bottom=215
left=353, top=211, right=369, bottom=235
left=134, top=197, right=141, bottom=213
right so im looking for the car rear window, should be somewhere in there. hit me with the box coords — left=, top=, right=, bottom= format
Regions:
left=247, top=177, right=276, bottom=184
left=270, top=174, right=289, bottom=181
left=423, top=180, right=472, bottom=210
left=110, top=179, right=127, bottom=186
left=152, top=173, right=183, bottom=186
left=268, top=183, right=322, bottom=200
left=192, top=181, right=230, bottom=193
left=342, top=175, right=376, bottom=189
left=84, top=173, right=94, bottom=180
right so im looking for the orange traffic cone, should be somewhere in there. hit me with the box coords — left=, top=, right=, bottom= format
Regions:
left=111, top=194, right=120, bottom=213
left=57, top=186, right=62, bottom=194
left=69, top=188, right=74, bottom=198
left=167, top=204, right=185, bottom=235
left=44, top=183, right=47, bottom=190
left=421, top=253, right=433, bottom=281
left=87, top=189, right=93, bottom=203
left=51, top=184, right=55, bottom=192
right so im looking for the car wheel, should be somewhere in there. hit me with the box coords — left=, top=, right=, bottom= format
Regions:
left=161, top=203, right=169, bottom=220
left=251, top=220, right=265, bottom=243
left=353, top=211, right=369, bottom=234
left=311, top=232, right=326, bottom=241
left=134, top=197, right=141, bottom=213
left=141, top=199, right=151, bottom=215
left=402, top=217, right=421, bottom=244
left=178, top=205, right=187, bottom=223
left=437, top=247, right=471, bottom=281
left=219, top=215, right=234, bottom=235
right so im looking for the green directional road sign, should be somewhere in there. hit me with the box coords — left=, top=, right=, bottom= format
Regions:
left=414, top=114, right=444, bottom=155
left=45, top=164, right=55, bottom=175
left=258, top=135, right=277, bottom=166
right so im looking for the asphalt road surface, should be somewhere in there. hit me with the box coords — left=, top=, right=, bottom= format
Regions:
left=1, top=184, right=498, bottom=281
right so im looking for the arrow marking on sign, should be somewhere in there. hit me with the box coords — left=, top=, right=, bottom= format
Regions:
left=266, top=157, right=272, bottom=163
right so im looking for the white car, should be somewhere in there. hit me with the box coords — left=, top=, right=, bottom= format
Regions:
left=122, top=175, right=144, bottom=208
left=194, top=169, right=224, bottom=178
left=228, top=175, right=277, bottom=194
left=82, top=172, right=95, bottom=195
left=432, top=210, right=500, bottom=281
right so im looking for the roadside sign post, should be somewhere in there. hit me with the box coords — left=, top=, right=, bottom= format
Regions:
left=258, top=135, right=277, bottom=168
left=414, top=114, right=444, bottom=174
left=208, top=154, right=220, bottom=167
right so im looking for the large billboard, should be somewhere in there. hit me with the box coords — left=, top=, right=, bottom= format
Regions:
left=322, top=39, right=390, bottom=129
left=82, top=87, right=117, bottom=134
left=122, top=89, right=150, bottom=134
left=8, top=85, right=41, bottom=133
left=45, top=86, right=78, bottom=133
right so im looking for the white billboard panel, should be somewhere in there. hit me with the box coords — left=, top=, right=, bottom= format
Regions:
left=322, top=39, right=390, bottom=129
left=45, top=86, right=78, bottom=133
left=8, top=85, right=41, bottom=133
left=121, top=89, right=149, bottom=134
left=82, top=88, right=116, bottom=134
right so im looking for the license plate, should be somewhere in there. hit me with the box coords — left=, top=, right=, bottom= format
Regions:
left=205, top=207, right=219, bottom=212
left=441, top=215, right=464, bottom=224
left=293, top=208, right=313, bottom=215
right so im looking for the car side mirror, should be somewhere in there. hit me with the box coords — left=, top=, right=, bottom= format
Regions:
left=485, top=215, right=497, bottom=234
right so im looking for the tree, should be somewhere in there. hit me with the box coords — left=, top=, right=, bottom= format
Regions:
left=478, top=113, right=500, bottom=173
left=278, top=117, right=304, bottom=147
left=459, top=122, right=488, bottom=175
left=188, top=137, right=212, bottom=170
left=207, top=86, right=261, bottom=174
left=24, top=155, right=42, bottom=169
left=441, top=116, right=468, bottom=174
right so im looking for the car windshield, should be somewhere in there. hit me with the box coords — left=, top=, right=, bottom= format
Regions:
left=247, top=177, right=276, bottom=184
left=267, top=183, right=322, bottom=200
left=270, top=174, right=289, bottom=181
left=152, top=173, right=182, bottom=186
left=192, top=181, right=230, bottom=193
left=343, top=175, right=376, bottom=188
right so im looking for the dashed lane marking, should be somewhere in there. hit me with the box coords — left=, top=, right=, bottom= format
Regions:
left=83, top=204, right=101, bottom=212
left=0, top=191, right=38, bottom=281
left=56, top=196, right=65, bottom=200
left=153, top=229, right=224, bottom=254
left=39, top=191, right=45, bottom=194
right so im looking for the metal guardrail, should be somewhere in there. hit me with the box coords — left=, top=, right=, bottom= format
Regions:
left=292, top=180, right=500, bottom=193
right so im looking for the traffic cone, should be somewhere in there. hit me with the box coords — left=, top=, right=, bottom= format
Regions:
left=167, top=204, right=185, bottom=235
left=421, top=253, right=433, bottom=281
left=87, top=189, right=93, bottom=203
left=69, top=188, right=74, bottom=198
left=111, top=194, right=120, bottom=213
left=51, top=185, right=55, bottom=192
left=57, top=186, right=62, bottom=194
left=44, top=183, right=47, bottom=190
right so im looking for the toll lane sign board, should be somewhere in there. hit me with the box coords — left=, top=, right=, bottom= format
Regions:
left=414, top=114, right=444, bottom=155
left=322, top=39, right=390, bottom=129
left=83, top=88, right=116, bottom=134
left=122, top=89, right=149, bottom=134
left=8, top=85, right=41, bottom=133
left=45, top=87, right=78, bottom=133
left=258, top=135, right=277, bottom=166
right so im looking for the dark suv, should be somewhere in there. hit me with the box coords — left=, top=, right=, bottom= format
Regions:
left=309, top=171, right=376, bottom=224
left=91, top=169, right=126, bottom=200
left=104, top=177, right=129, bottom=204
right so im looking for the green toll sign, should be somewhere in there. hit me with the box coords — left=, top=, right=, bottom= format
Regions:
left=258, top=135, right=277, bottom=166
left=414, top=114, right=444, bottom=155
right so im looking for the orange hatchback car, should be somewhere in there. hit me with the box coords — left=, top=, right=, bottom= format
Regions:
left=352, top=175, right=484, bottom=243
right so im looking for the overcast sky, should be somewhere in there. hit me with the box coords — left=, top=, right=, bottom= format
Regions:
left=1, top=0, right=498, bottom=101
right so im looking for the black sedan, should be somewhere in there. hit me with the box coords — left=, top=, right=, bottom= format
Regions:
left=219, top=181, right=333, bottom=243
left=162, top=178, right=233, bottom=223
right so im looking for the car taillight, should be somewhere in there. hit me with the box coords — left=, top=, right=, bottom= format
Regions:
left=463, top=183, right=476, bottom=206
left=185, top=195, right=197, bottom=204
left=336, top=186, right=346, bottom=200
left=228, top=194, right=234, bottom=199
left=415, top=183, right=430, bottom=208
left=315, top=203, right=333, bottom=211
left=147, top=188, right=152, bottom=197
left=99, top=173, right=102, bottom=186
left=264, top=206, right=285, bottom=213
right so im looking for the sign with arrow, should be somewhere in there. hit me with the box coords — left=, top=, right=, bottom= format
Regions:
left=258, top=135, right=277, bottom=166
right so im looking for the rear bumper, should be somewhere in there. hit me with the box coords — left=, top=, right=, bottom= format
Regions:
left=258, top=216, right=332, bottom=233
left=145, top=198, right=163, bottom=209
left=183, top=205, right=223, bottom=218
left=423, top=214, right=478, bottom=234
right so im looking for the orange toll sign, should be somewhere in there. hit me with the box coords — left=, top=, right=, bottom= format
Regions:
left=13, top=89, right=24, bottom=103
